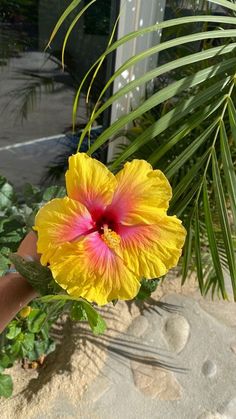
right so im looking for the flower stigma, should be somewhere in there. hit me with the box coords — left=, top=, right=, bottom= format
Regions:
left=101, top=225, right=121, bottom=249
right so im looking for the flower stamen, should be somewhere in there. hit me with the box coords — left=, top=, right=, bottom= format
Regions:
left=101, top=225, right=121, bottom=249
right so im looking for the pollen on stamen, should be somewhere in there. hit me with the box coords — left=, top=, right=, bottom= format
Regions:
left=101, top=226, right=121, bottom=249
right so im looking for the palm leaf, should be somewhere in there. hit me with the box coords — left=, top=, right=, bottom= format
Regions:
left=79, top=34, right=236, bottom=146
left=170, top=149, right=210, bottom=210
left=203, top=179, right=227, bottom=299
left=149, top=99, right=225, bottom=165
left=228, top=97, right=236, bottom=147
left=78, top=43, right=236, bottom=145
left=220, top=120, right=236, bottom=224
left=46, top=0, right=83, bottom=49
left=165, top=119, right=219, bottom=178
left=194, top=204, right=204, bottom=294
left=182, top=214, right=193, bottom=285
left=209, top=0, right=236, bottom=11
left=107, top=77, right=231, bottom=169
left=61, top=0, right=96, bottom=70
left=212, top=149, right=236, bottom=298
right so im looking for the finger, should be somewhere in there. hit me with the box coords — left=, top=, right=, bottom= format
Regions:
left=17, top=231, right=40, bottom=262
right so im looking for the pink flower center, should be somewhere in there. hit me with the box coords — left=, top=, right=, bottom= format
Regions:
left=94, top=208, right=120, bottom=234
left=72, top=208, right=121, bottom=249
left=92, top=208, right=121, bottom=249
left=95, top=215, right=116, bottom=234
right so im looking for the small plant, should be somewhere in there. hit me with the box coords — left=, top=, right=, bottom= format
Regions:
left=0, top=301, right=58, bottom=398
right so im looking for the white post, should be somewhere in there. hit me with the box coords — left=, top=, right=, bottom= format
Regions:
left=107, top=0, right=166, bottom=162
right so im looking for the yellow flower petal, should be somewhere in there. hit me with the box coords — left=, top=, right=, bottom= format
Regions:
left=118, top=215, right=186, bottom=278
left=109, top=159, right=172, bottom=225
left=34, top=197, right=93, bottom=264
left=49, top=233, right=141, bottom=306
left=66, top=153, right=117, bottom=215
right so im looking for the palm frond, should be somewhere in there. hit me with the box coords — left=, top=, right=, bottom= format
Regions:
left=58, top=0, right=236, bottom=299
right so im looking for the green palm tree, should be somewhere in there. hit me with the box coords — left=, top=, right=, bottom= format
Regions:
left=51, top=0, right=236, bottom=300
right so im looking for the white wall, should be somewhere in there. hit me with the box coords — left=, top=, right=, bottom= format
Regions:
left=107, top=0, right=166, bottom=162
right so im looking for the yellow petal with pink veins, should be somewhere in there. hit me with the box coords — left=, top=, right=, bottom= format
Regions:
left=34, top=197, right=94, bottom=264
left=109, top=159, right=172, bottom=225
left=49, top=234, right=141, bottom=306
left=117, top=215, right=186, bottom=279
left=66, top=153, right=117, bottom=216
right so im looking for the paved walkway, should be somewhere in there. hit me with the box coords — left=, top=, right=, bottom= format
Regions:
left=0, top=52, right=87, bottom=147
left=0, top=52, right=87, bottom=189
left=0, top=134, right=67, bottom=190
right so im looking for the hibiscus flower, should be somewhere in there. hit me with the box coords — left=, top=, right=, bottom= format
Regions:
left=34, top=153, right=186, bottom=305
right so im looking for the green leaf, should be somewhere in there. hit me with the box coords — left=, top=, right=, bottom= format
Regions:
left=227, top=97, right=236, bottom=147
left=0, top=373, right=13, bottom=398
left=165, top=119, right=219, bottom=178
left=40, top=324, right=50, bottom=341
left=80, top=301, right=107, bottom=335
left=34, top=339, right=55, bottom=359
left=45, top=301, right=66, bottom=324
left=91, top=15, right=236, bottom=61
left=73, top=13, right=236, bottom=129
left=170, top=150, right=210, bottom=209
left=39, top=294, right=81, bottom=303
left=39, top=295, right=107, bottom=335
left=20, top=333, right=35, bottom=357
left=27, top=309, right=47, bottom=333
left=44, top=339, right=56, bottom=356
left=87, top=62, right=234, bottom=158
left=42, top=186, right=66, bottom=202
left=0, top=252, right=10, bottom=275
left=209, top=0, right=236, bottom=12
left=0, top=354, right=11, bottom=369
left=172, top=178, right=203, bottom=217
left=70, top=302, right=87, bottom=321
left=136, top=279, right=160, bottom=301
left=85, top=9, right=120, bottom=107
left=203, top=179, right=227, bottom=299
left=182, top=216, right=193, bottom=285
left=6, top=322, right=21, bottom=340
left=46, top=0, right=83, bottom=48
left=220, top=120, right=236, bottom=225
left=110, top=77, right=231, bottom=169
left=23, top=183, right=42, bottom=206
left=149, top=98, right=225, bottom=166
left=1, top=217, right=23, bottom=235
left=0, top=177, right=14, bottom=211
left=0, top=231, right=22, bottom=245
left=9, top=254, right=55, bottom=296
left=212, top=150, right=236, bottom=300
left=81, top=44, right=236, bottom=146
left=194, top=205, right=204, bottom=295
left=8, top=341, right=21, bottom=357
left=61, top=0, right=96, bottom=69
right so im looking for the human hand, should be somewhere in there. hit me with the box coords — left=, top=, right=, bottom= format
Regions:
left=0, top=232, right=39, bottom=333
left=16, top=231, right=40, bottom=262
